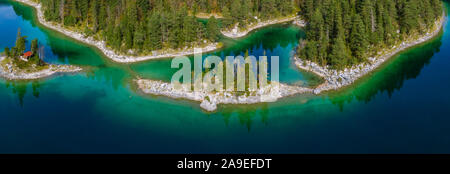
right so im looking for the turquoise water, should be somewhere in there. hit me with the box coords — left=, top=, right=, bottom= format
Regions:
left=1, top=0, right=450, bottom=154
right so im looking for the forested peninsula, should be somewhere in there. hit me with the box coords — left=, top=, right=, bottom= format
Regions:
left=16, top=0, right=300, bottom=62
left=296, top=0, right=445, bottom=94
left=297, top=0, right=443, bottom=70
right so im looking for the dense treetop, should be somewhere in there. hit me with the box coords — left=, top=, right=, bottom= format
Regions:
left=298, top=0, right=443, bottom=70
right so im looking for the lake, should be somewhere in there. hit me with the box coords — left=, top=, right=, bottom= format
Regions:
left=1, top=0, right=450, bottom=154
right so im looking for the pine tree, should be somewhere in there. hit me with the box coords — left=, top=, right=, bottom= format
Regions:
left=330, top=36, right=350, bottom=70
left=133, top=23, right=145, bottom=51
left=4, top=47, right=10, bottom=57
left=303, top=0, right=315, bottom=20
left=384, top=0, right=398, bottom=45
left=146, top=12, right=162, bottom=50
left=10, top=47, right=17, bottom=59
left=374, top=0, right=385, bottom=45
left=231, top=0, right=242, bottom=24
left=329, top=1, right=351, bottom=69
left=349, top=14, right=368, bottom=63
left=307, top=9, right=324, bottom=41
left=183, top=16, right=195, bottom=44
left=15, top=29, right=26, bottom=56
left=88, top=0, right=98, bottom=32
left=78, top=0, right=89, bottom=19
left=31, top=39, right=38, bottom=55
left=400, top=0, right=419, bottom=34
left=98, top=0, right=107, bottom=30
left=222, top=6, right=232, bottom=28
left=431, top=0, right=443, bottom=19
left=206, top=16, right=220, bottom=42
left=304, top=41, right=318, bottom=62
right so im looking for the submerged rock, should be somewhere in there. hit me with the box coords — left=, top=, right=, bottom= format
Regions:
left=200, top=100, right=217, bottom=112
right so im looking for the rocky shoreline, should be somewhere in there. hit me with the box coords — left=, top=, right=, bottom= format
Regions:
left=0, top=56, right=82, bottom=80
left=135, top=79, right=312, bottom=112
left=221, top=16, right=306, bottom=39
left=195, top=13, right=224, bottom=19
left=14, top=0, right=221, bottom=63
left=295, top=15, right=445, bottom=94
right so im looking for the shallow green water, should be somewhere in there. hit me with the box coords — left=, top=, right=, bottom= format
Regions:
left=1, top=0, right=450, bottom=153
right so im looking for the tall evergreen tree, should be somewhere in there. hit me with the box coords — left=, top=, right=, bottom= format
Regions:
left=4, top=47, right=10, bottom=57
left=15, top=29, right=26, bottom=55
left=31, top=39, right=38, bottom=55
left=206, top=16, right=220, bottom=42
left=350, top=14, right=368, bottom=63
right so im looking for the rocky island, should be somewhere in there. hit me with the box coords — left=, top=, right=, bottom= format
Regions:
left=135, top=79, right=312, bottom=112
left=0, top=29, right=81, bottom=80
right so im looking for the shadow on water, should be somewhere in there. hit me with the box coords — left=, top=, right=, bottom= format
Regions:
left=3, top=80, right=42, bottom=106
left=199, top=102, right=272, bottom=132
left=327, top=32, right=444, bottom=111
left=7, top=0, right=33, bottom=21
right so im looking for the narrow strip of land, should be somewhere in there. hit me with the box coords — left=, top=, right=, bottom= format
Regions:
left=221, top=16, right=306, bottom=39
